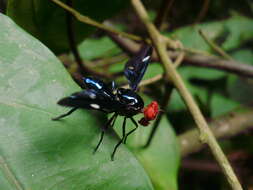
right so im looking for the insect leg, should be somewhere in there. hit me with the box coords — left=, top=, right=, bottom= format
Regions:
left=52, top=107, right=78, bottom=121
left=93, top=113, right=117, bottom=154
left=123, top=117, right=139, bottom=144
left=110, top=113, right=118, bottom=129
left=111, top=117, right=127, bottom=161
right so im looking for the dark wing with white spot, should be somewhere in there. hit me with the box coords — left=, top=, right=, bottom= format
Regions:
left=57, top=89, right=120, bottom=113
left=124, top=45, right=153, bottom=91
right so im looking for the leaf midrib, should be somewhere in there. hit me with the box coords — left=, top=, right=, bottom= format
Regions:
left=0, top=155, right=25, bottom=190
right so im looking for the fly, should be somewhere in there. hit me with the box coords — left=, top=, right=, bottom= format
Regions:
left=52, top=45, right=159, bottom=161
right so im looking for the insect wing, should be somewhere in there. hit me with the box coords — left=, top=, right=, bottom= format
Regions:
left=82, top=77, right=115, bottom=100
left=124, top=46, right=153, bottom=91
left=57, top=89, right=118, bottom=113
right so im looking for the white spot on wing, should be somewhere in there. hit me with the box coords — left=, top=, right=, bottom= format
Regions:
left=128, top=66, right=134, bottom=70
left=90, top=104, right=100, bottom=109
left=142, top=56, right=150, bottom=62
left=89, top=93, right=96, bottom=99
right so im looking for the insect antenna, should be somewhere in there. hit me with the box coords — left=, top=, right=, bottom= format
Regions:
left=51, top=107, right=78, bottom=121
left=93, top=113, right=118, bottom=154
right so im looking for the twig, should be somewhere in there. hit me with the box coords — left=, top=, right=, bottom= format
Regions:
left=65, top=0, right=86, bottom=74
left=179, top=110, right=253, bottom=157
left=52, top=0, right=182, bottom=51
left=138, top=74, right=163, bottom=88
left=143, top=84, right=173, bottom=147
left=65, top=0, right=112, bottom=79
left=108, top=35, right=253, bottom=78
left=131, top=0, right=243, bottom=189
left=154, top=0, right=175, bottom=30
left=199, top=29, right=233, bottom=60
left=181, top=52, right=253, bottom=78
left=194, top=0, right=210, bottom=24
left=90, top=54, right=127, bottom=68
left=174, top=52, right=185, bottom=67
left=51, top=0, right=146, bottom=42
left=182, top=159, right=221, bottom=173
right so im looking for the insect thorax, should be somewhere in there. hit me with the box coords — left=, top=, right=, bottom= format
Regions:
left=115, top=88, right=144, bottom=117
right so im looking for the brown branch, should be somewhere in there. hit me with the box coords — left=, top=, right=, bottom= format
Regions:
left=108, top=35, right=253, bottom=78
left=66, top=0, right=86, bottom=74
left=194, top=0, right=210, bottom=24
left=154, top=0, right=175, bottom=30
left=181, top=53, right=253, bottom=78
left=179, top=110, right=253, bottom=157
left=51, top=0, right=147, bottom=42
left=198, top=29, right=232, bottom=60
left=182, top=159, right=221, bottom=173
left=65, top=0, right=112, bottom=79
left=143, top=84, right=173, bottom=147
left=138, top=74, right=163, bottom=88
left=131, top=0, right=242, bottom=189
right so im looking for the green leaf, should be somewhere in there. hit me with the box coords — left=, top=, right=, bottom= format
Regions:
left=231, top=49, right=253, bottom=65
left=78, top=37, right=121, bottom=60
left=210, top=94, right=240, bottom=117
left=143, top=63, right=163, bottom=81
left=0, top=14, right=154, bottom=190
left=114, top=96, right=180, bottom=190
left=168, top=15, right=253, bottom=52
left=227, top=49, right=253, bottom=106
left=179, top=66, right=226, bottom=80
left=7, top=0, right=128, bottom=54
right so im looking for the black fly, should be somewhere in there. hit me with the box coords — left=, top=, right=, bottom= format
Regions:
left=52, top=46, right=153, bottom=160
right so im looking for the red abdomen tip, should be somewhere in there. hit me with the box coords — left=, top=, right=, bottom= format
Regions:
left=139, top=101, right=159, bottom=126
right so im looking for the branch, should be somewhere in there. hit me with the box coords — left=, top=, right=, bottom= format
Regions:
left=194, top=0, right=210, bottom=24
left=154, top=0, right=175, bottom=30
left=51, top=0, right=146, bottom=42
left=52, top=0, right=182, bottom=51
left=181, top=52, right=253, bottom=78
left=180, top=110, right=253, bottom=157
left=108, top=35, right=253, bottom=78
left=131, top=0, right=242, bottom=189
left=198, top=29, right=232, bottom=60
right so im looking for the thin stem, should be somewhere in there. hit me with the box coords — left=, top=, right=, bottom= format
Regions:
left=194, top=0, right=210, bottom=24
left=66, top=0, right=86, bottom=74
left=181, top=53, right=253, bottom=77
left=51, top=0, right=146, bottom=42
left=154, top=0, right=175, bottom=30
left=199, top=29, right=233, bottom=60
left=131, top=0, right=243, bottom=189
left=179, top=110, right=253, bottom=157
left=108, top=35, right=253, bottom=78
left=143, top=84, right=173, bottom=147
left=174, top=52, right=185, bottom=67
left=52, top=0, right=181, bottom=50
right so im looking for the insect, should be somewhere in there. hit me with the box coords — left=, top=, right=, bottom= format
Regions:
left=52, top=45, right=159, bottom=160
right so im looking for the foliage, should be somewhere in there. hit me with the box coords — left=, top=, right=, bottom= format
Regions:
left=7, top=0, right=128, bottom=53
left=0, top=14, right=153, bottom=190
left=1, top=0, right=253, bottom=189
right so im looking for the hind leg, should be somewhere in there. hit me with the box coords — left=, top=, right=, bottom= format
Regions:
left=52, top=107, right=78, bottom=121
left=93, top=113, right=118, bottom=154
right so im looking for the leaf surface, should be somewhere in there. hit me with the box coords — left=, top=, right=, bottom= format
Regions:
left=0, top=14, right=153, bottom=190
